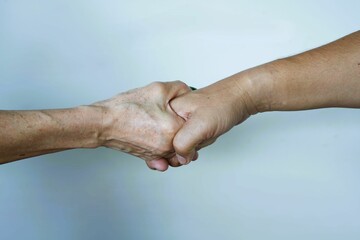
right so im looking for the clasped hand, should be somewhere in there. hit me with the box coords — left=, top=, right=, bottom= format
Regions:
left=2, top=31, right=358, bottom=168
left=92, top=80, right=248, bottom=171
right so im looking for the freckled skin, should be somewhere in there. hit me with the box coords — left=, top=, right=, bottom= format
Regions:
left=169, top=30, right=360, bottom=165
left=0, top=81, right=193, bottom=171
left=1, top=31, right=359, bottom=171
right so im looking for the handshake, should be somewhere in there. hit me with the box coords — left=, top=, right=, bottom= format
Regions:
left=1, top=30, right=359, bottom=167
left=91, top=80, right=250, bottom=171
left=0, top=73, right=253, bottom=166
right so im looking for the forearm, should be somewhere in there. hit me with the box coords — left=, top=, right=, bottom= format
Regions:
left=0, top=106, right=102, bottom=164
left=0, top=81, right=190, bottom=170
left=170, top=31, right=360, bottom=165
left=245, top=31, right=360, bottom=112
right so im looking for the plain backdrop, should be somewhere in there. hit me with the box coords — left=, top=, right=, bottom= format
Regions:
left=1, top=1, right=360, bottom=239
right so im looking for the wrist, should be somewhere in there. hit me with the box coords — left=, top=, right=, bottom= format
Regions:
left=75, top=105, right=106, bottom=148
left=236, top=61, right=282, bottom=113
left=88, top=94, right=127, bottom=148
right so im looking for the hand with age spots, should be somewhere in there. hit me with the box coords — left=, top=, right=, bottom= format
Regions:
left=0, top=81, right=197, bottom=171
left=92, top=81, right=197, bottom=171
left=1, top=31, right=360, bottom=170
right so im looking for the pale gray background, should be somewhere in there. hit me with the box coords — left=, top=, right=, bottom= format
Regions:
left=1, top=0, right=360, bottom=239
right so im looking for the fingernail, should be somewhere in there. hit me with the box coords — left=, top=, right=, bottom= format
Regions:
left=188, top=151, right=195, bottom=163
left=193, top=152, right=199, bottom=161
left=176, top=154, right=187, bottom=165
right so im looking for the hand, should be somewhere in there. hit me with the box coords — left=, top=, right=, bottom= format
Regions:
left=170, top=76, right=255, bottom=165
left=92, top=81, right=191, bottom=171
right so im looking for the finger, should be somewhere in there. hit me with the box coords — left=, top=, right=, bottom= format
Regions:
left=198, top=138, right=217, bottom=150
left=192, top=151, right=199, bottom=161
left=145, top=159, right=169, bottom=172
left=170, top=92, right=206, bottom=165
left=173, top=116, right=206, bottom=165
left=168, top=150, right=198, bottom=167
left=164, top=80, right=192, bottom=100
left=167, top=155, right=182, bottom=167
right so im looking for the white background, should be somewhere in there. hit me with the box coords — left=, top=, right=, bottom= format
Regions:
left=1, top=0, right=360, bottom=239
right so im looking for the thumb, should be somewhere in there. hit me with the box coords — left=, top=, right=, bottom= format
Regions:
left=173, top=114, right=206, bottom=165
left=164, top=80, right=192, bottom=101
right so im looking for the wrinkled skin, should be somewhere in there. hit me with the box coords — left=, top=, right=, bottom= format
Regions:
left=93, top=81, right=198, bottom=171
left=169, top=79, right=251, bottom=165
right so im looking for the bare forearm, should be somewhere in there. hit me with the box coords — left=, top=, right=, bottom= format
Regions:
left=245, top=31, right=360, bottom=112
left=0, top=81, right=190, bottom=171
left=0, top=106, right=102, bottom=164
left=169, top=31, right=360, bottom=165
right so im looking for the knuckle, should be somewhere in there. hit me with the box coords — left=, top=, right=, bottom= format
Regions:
left=173, top=80, right=185, bottom=86
left=180, top=81, right=189, bottom=89
left=173, top=80, right=190, bottom=91
left=149, top=81, right=167, bottom=95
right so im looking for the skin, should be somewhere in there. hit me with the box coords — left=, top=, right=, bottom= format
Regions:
left=0, top=81, right=196, bottom=171
left=1, top=31, right=359, bottom=171
left=169, top=30, right=360, bottom=166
